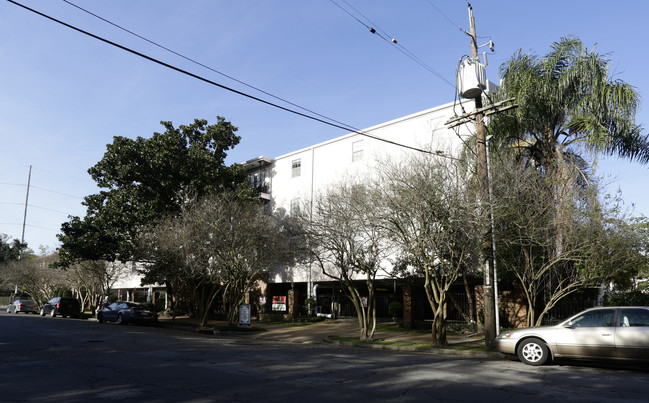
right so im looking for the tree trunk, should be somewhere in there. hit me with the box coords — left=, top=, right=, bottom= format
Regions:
left=431, top=299, right=448, bottom=347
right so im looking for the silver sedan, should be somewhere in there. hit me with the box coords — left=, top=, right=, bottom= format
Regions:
left=495, top=306, right=649, bottom=365
left=6, top=299, right=39, bottom=314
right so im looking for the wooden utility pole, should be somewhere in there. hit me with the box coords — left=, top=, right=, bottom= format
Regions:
left=468, top=3, right=496, bottom=351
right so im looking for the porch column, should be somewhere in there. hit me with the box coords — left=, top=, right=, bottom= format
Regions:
left=287, top=289, right=299, bottom=320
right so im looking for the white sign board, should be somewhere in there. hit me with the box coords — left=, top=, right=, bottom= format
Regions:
left=239, top=304, right=251, bottom=327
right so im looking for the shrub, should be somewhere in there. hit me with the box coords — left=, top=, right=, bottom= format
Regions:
left=388, top=301, right=403, bottom=319
left=603, top=291, right=649, bottom=306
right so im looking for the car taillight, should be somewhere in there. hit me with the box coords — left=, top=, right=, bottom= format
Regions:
left=56, top=303, right=61, bottom=308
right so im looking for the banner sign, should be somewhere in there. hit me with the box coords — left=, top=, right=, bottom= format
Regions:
left=272, top=296, right=286, bottom=311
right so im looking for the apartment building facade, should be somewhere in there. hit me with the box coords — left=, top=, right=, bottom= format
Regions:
left=245, top=100, right=475, bottom=319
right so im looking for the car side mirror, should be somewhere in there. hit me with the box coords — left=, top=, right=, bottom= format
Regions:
left=563, top=321, right=574, bottom=328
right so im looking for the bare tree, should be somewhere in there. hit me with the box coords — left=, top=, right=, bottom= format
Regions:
left=140, top=192, right=298, bottom=328
left=66, top=260, right=127, bottom=313
left=301, top=181, right=395, bottom=341
left=2, top=255, right=69, bottom=305
left=379, top=154, right=480, bottom=346
left=492, top=156, right=648, bottom=326
left=194, top=193, right=298, bottom=326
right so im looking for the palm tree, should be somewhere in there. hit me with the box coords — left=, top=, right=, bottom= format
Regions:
left=488, top=37, right=649, bottom=324
left=491, top=36, right=648, bottom=178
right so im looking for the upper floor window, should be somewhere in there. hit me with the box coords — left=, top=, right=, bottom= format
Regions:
left=292, top=159, right=301, bottom=178
left=250, top=172, right=260, bottom=188
left=352, top=140, right=364, bottom=162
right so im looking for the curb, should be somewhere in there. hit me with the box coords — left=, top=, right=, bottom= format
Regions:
left=324, top=336, right=503, bottom=358
left=156, top=321, right=504, bottom=359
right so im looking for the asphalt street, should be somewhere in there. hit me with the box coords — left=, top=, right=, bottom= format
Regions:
left=1, top=312, right=648, bottom=402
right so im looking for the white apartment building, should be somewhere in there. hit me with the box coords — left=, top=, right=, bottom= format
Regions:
left=108, top=99, right=479, bottom=319
left=245, top=99, right=476, bottom=317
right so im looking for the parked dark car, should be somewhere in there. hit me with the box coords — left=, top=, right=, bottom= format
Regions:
left=97, top=301, right=158, bottom=325
left=6, top=299, right=39, bottom=314
left=40, top=297, right=81, bottom=318
left=495, top=306, right=649, bottom=366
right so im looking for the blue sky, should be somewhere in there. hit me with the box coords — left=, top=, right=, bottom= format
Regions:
left=1, top=0, right=648, bottom=253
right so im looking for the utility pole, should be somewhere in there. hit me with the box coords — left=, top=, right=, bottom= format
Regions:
left=468, top=3, right=495, bottom=351
left=447, top=3, right=516, bottom=351
left=19, top=164, right=32, bottom=260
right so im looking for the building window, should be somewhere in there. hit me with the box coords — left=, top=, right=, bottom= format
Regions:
left=290, top=198, right=301, bottom=215
left=352, top=140, right=364, bottom=162
left=250, top=172, right=259, bottom=189
left=292, top=159, right=301, bottom=177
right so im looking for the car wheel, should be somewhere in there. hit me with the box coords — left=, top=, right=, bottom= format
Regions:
left=40, top=308, right=46, bottom=316
left=517, top=338, right=550, bottom=366
left=97, top=313, right=104, bottom=323
left=117, top=313, right=126, bottom=325
left=50, top=309, right=57, bottom=318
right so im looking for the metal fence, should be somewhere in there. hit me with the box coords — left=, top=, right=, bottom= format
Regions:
left=541, top=296, right=599, bottom=325
left=315, top=293, right=402, bottom=319
left=410, top=290, right=474, bottom=323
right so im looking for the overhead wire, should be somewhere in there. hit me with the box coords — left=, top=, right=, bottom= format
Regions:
left=0, top=202, right=76, bottom=216
left=330, top=0, right=496, bottom=164
left=8, top=0, right=455, bottom=159
left=0, top=182, right=84, bottom=200
left=330, top=0, right=455, bottom=88
left=61, top=0, right=354, bottom=132
left=425, top=0, right=464, bottom=32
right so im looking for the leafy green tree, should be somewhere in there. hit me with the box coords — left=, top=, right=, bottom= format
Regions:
left=490, top=37, right=648, bottom=260
left=491, top=37, right=648, bottom=174
left=0, top=234, right=29, bottom=262
left=488, top=37, right=649, bottom=324
left=57, top=117, right=248, bottom=268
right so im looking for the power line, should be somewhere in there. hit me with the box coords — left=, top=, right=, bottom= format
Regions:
left=30, top=186, right=84, bottom=200
left=0, top=222, right=60, bottom=232
left=8, top=0, right=355, bottom=132
left=28, top=204, right=76, bottom=216
left=9, top=0, right=453, bottom=159
left=0, top=202, right=75, bottom=216
left=0, top=182, right=84, bottom=200
left=425, top=0, right=464, bottom=32
left=61, top=0, right=355, bottom=132
left=330, top=0, right=455, bottom=88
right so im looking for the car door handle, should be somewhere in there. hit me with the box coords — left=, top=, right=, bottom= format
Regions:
left=602, top=333, right=612, bottom=336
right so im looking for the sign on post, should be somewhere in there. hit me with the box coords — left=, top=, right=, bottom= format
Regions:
left=239, top=304, right=251, bottom=327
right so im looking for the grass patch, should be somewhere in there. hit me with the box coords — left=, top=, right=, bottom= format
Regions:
left=329, top=336, right=431, bottom=348
left=330, top=336, right=485, bottom=351
left=269, top=321, right=316, bottom=327
left=375, top=323, right=429, bottom=334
